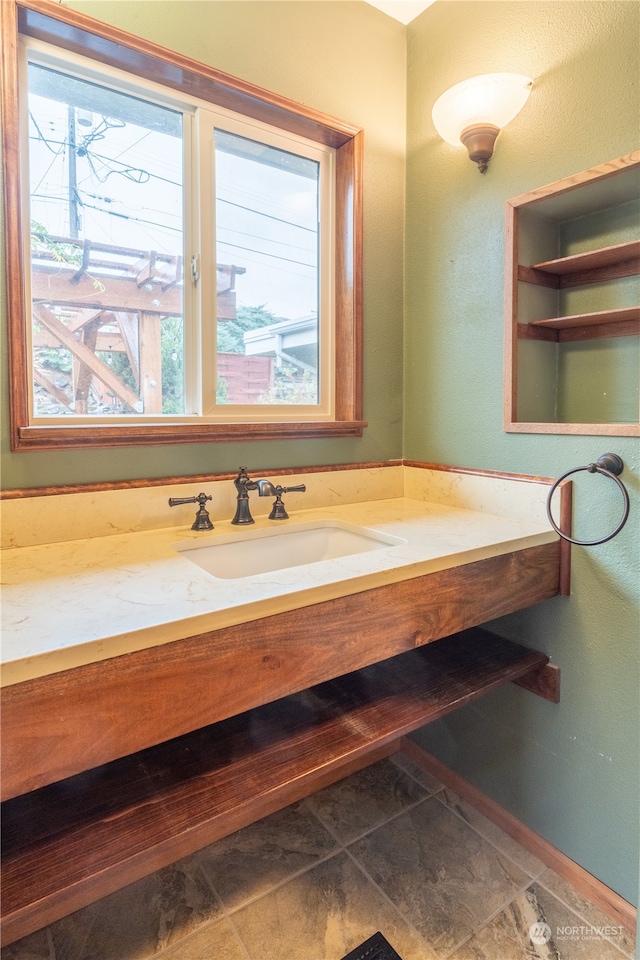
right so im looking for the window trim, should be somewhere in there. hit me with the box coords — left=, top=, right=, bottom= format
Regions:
left=2, top=0, right=365, bottom=450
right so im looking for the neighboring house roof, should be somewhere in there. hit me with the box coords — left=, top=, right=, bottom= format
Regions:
left=243, top=313, right=318, bottom=373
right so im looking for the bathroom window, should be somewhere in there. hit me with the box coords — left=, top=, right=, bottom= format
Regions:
left=3, top=0, right=363, bottom=450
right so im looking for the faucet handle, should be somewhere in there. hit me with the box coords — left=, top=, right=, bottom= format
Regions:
left=268, top=483, right=306, bottom=520
left=169, top=492, right=214, bottom=531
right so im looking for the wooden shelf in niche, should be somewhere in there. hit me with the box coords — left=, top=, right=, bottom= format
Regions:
left=0, top=629, right=553, bottom=948
left=520, top=305, right=640, bottom=342
left=520, top=239, right=640, bottom=288
left=518, top=238, right=640, bottom=341
left=504, top=151, right=640, bottom=436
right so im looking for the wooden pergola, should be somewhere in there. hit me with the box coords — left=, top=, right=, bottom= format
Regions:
left=31, top=236, right=245, bottom=414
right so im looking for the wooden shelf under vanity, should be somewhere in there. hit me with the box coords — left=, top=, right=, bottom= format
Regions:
left=1, top=628, right=556, bottom=948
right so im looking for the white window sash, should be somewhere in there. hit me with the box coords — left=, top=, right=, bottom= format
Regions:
left=22, top=36, right=335, bottom=425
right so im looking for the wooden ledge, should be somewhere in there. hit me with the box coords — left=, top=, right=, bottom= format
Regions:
left=1, top=630, right=550, bottom=947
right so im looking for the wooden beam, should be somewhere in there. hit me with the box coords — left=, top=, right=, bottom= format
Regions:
left=31, top=266, right=182, bottom=315
left=135, top=251, right=157, bottom=287
left=32, top=367, right=72, bottom=409
left=161, top=255, right=182, bottom=292
left=115, top=313, right=140, bottom=385
left=73, top=316, right=101, bottom=414
left=34, top=305, right=142, bottom=412
left=139, top=311, right=162, bottom=413
left=512, top=661, right=560, bottom=702
left=66, top=309, right=104, bottom=333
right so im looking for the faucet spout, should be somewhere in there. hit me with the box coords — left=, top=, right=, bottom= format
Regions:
left=256, top=479, right=277, bottom=497
left=231, top=469, right=307, bottom=524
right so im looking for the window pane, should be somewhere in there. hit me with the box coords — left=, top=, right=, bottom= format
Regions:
left=28, top=63, right=185, bottom=417
left=214, top=129, right=320, bottom=405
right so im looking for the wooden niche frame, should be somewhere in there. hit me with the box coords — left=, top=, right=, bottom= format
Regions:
left=504, top=153, right=640, bottom=437
left=1, top=0, right=365, bottom=451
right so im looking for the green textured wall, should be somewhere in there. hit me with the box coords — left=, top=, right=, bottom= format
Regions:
left=405, top=1, right=639, bottom=905
left=0, top=1, right=406, bottom=488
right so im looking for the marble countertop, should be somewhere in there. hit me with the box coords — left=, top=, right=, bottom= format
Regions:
left=1, top=496, right=557, bottom=687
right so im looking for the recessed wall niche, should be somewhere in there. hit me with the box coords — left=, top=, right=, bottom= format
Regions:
left=504, top=153, right=640, bottom=436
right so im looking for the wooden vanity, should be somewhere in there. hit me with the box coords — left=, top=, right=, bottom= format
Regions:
left=1, top=538, right=562, bottom=947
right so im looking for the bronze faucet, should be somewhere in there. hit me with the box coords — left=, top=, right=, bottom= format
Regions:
left=231, top=468, right=306, bottom=524
left=231, top=467, right=259, bottom=524
left=168, top=492, right=214, bottom=530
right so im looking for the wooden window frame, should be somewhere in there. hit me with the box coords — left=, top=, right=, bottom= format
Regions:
left=1, top=0, right=365, bottom=450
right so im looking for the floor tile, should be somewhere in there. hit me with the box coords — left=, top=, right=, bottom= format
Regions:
left=537, top=870, right=636, bottom=959
left=195, top=800, right=339, bottom=912
left=159, top=917, right=248, bottom=960
left=3, top=752, right=632, bottom=960
left=2, top=856, right=224, bottom=960
left=389, top=752, right=445, bottom=795
left=0, top=928, right=53, bottom=960
left=434, top=787, right=547, bottom=879
left=453, top=883, right=630, bottom=960
left=349, top=796, right=530, bottom=958
left=304, top=757, right=431, bottom=844
left=230, top=850, right=436, bottom=960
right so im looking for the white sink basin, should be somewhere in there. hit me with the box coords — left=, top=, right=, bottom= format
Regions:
left=174, top=519, right=406, bottom=579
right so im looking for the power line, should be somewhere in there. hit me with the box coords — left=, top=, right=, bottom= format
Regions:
left=218, top=240, right=315, bottom=270
left=29, top=113, right=66, bottom=156
left=79, top=200, right=183, bottom=234
left=35, top=193, right=315, bottom=267
left=218, top=224, right=315, bottom=256
left=218, top=197, right=316, bottom=233
left=29, top=132, right=317, bottom=238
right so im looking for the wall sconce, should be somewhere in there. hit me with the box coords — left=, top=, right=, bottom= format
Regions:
left=432, top=73, right=533, bottom=173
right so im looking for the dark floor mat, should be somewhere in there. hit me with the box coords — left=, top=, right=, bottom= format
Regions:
left=340, top=931, right=404, bottom=960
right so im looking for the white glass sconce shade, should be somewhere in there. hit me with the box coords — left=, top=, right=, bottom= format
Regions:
left=432, top=73, right=533, bottom=172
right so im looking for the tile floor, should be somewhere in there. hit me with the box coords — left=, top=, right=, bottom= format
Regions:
left=2, top=753, right=636, bottom=960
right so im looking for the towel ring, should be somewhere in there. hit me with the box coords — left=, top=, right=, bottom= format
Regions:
left=546, top=454, right=630, bottom=546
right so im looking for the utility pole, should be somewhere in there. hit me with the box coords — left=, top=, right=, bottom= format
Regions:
left=67, top=105, right=80, bottom=238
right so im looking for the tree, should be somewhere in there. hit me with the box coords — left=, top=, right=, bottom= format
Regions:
left=217, top=304, right=280, bottom=353
left=160, top=315, right=184, bottom=414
